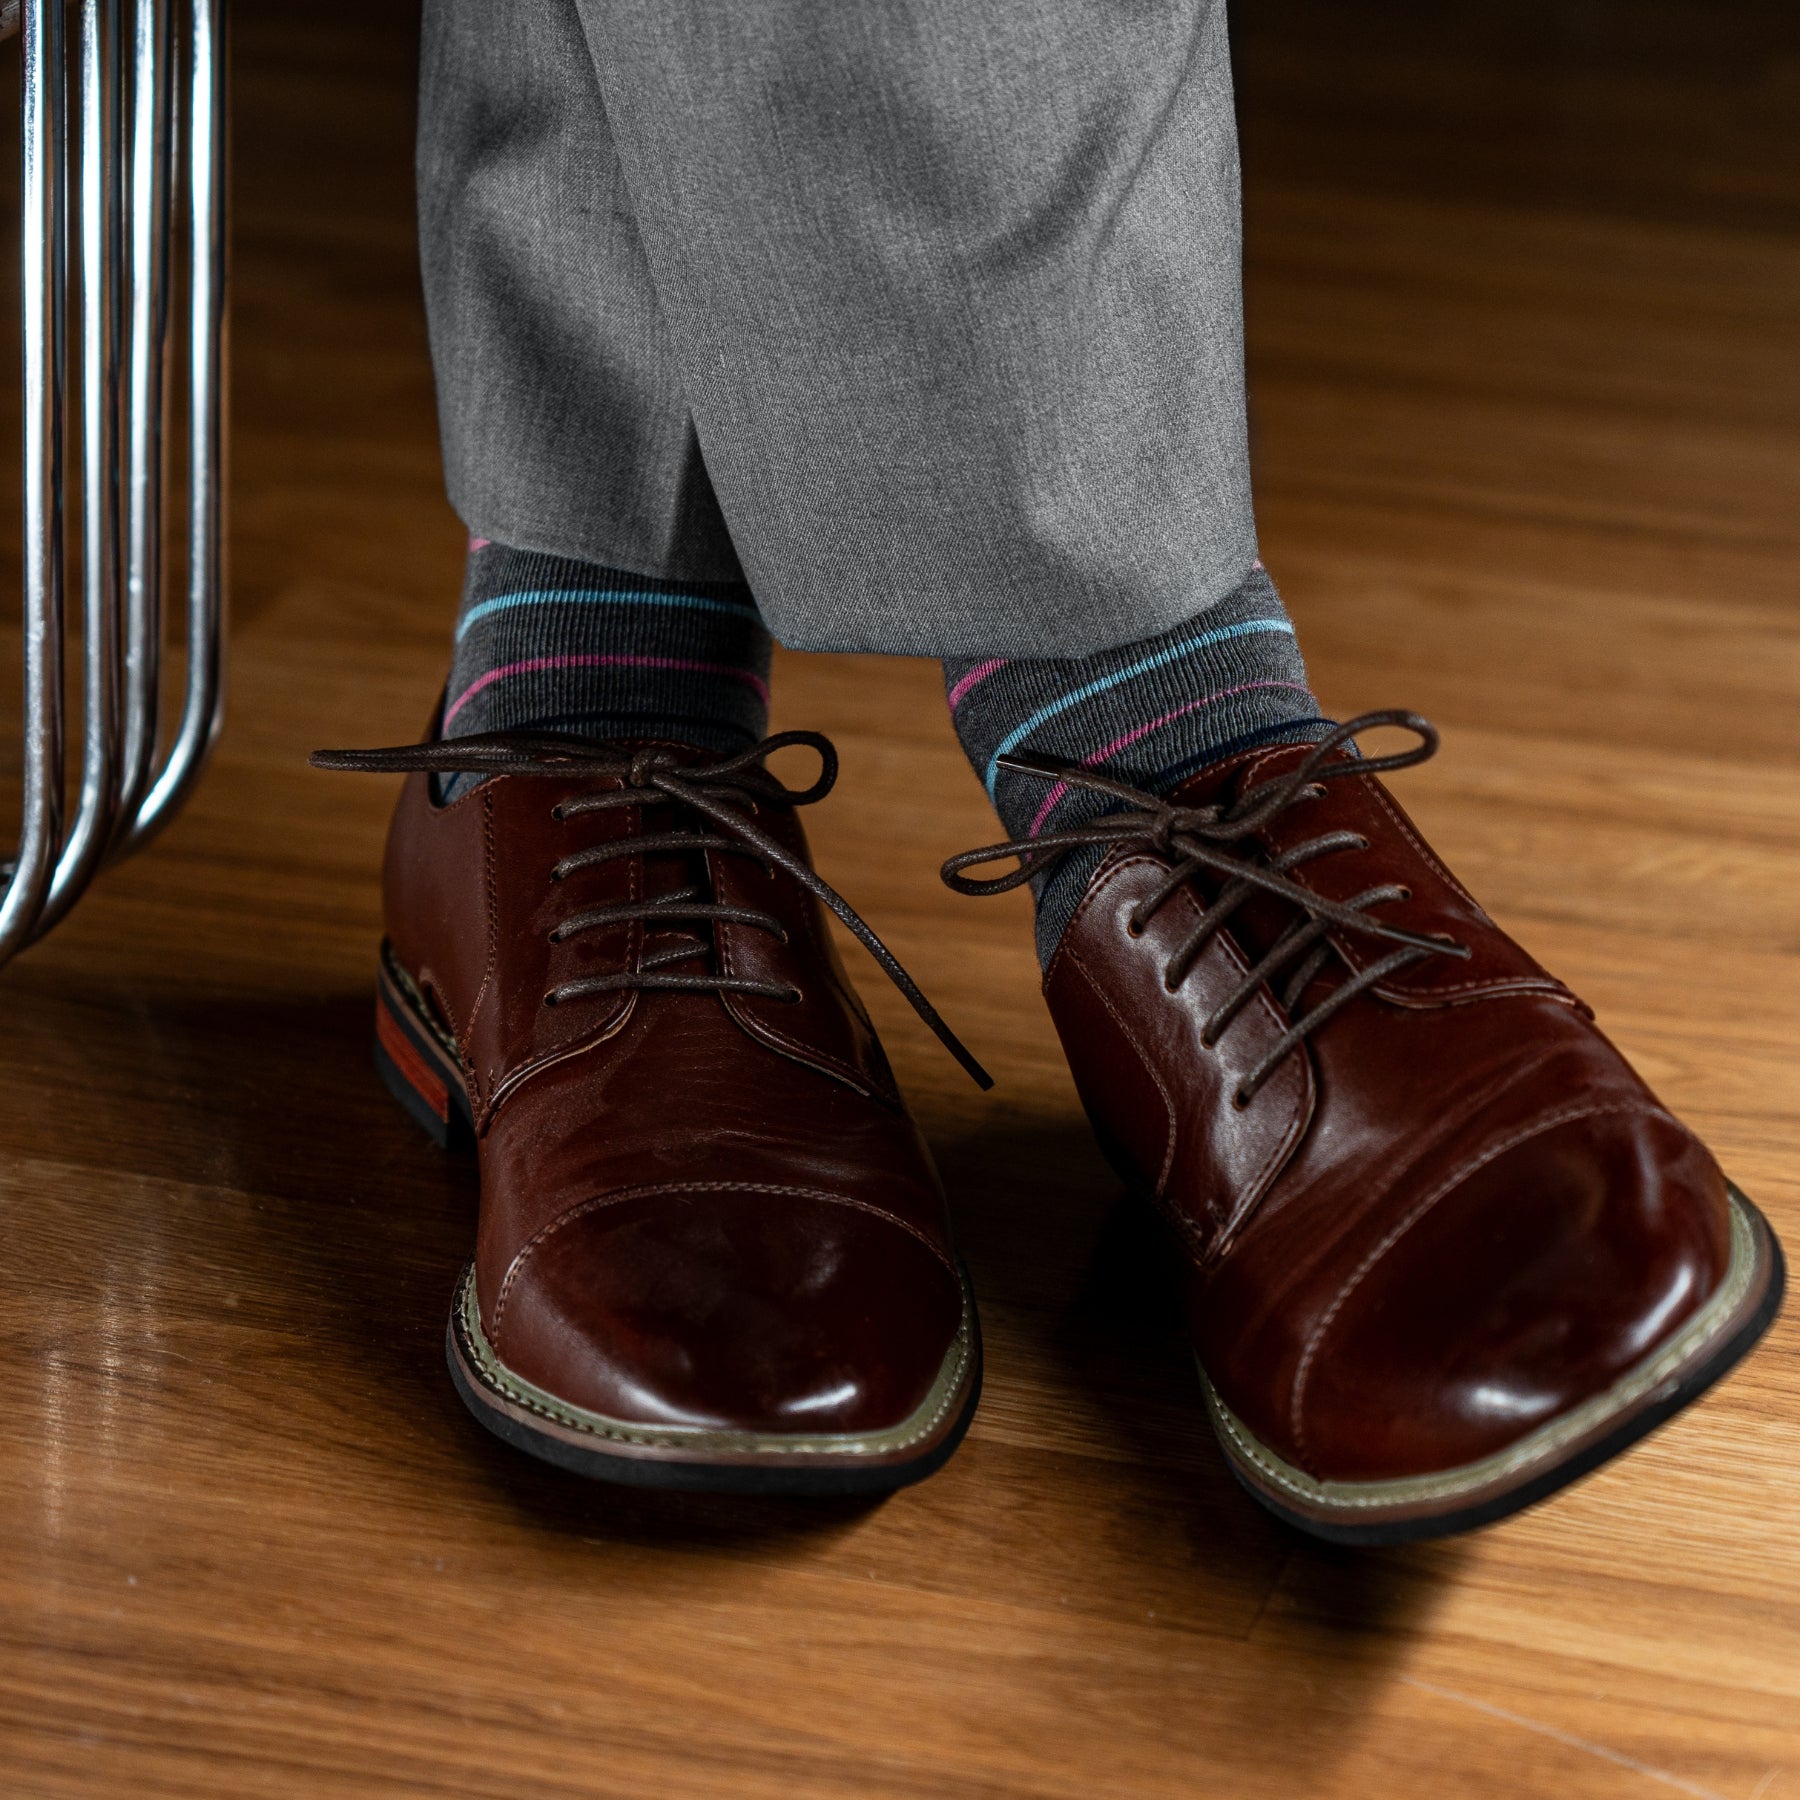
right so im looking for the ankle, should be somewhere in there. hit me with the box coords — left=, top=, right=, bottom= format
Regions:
left=435, top=539, right=773, bottom=797
left=944, top=565, right=1328, bottom=965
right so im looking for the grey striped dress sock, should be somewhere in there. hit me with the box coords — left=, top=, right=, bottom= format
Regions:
left=439, top=540, right=772, bottom=797
left=944, top=567, right=1328, bottom=966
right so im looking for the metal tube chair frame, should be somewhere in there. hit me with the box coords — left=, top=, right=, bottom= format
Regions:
left=0, top=0, right=227, bottom=969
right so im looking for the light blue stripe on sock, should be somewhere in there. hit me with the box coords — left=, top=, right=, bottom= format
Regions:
left=982, top=618, right=1297, bottom=796
left=456, top=586, right=759, bottom=641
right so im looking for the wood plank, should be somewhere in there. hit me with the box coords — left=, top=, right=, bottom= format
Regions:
left=1, top=1, right=1797, bottom=1795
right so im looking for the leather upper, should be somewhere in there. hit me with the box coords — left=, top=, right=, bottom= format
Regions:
left=382, top=752, right=963, bottom=1436
left=1044, top=739, right=1732, bottom=1481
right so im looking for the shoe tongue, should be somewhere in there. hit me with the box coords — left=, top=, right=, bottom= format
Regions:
left=431, top=728, right=724, bottom=803
left=512, top=730, right=723, bottom=773
left=1164, top=737, right=1314, bottom=812
left=603, top=733, right=725, bottom=760
left=1165, top=734, right=1363, bottom=817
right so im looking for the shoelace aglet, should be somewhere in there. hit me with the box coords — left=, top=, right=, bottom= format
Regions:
left=942, top=1031, right=994, bottom=1091
left=995, top=751, right=1063, bottom=782
left=1389, top=925, right=1470, bottom=959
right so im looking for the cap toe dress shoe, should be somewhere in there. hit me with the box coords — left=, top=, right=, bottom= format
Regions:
left=946, top=711, right=1783, bottom=1542
left=319, top=729, right=984, bottom=1493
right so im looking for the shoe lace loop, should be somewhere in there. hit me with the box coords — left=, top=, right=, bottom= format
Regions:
left=313, top=728, right=992, bottom=1089
left=940, top=709, right=1468, bottom=1103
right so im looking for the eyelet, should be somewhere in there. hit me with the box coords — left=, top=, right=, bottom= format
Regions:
left=546, top=928, right=562, bottom=945
left=1230, top=1089, right=1251, bottom=1111
left=1396, top=885, right=1412, bottom=900
left=779, top=986, right=802, bottom=1004
left=541, top=992, right=561, bottom=1008
left=549, top=803, right=566, bottom=822
left=1125, top=918, right=1144, bottom=939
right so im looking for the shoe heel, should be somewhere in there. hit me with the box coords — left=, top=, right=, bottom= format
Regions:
left=374, top=950, right=474, bottom=1152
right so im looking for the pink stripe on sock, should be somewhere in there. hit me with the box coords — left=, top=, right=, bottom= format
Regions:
left=1025, top=680, right=1311, bottom=838
left=468, top=536, right=492, bottom=552
left=443, top=654, right=770, bottom=729
left=946, top=658, right=1010, bottom=712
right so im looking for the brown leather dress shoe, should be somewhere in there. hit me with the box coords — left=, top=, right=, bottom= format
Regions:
left=945, top=711, right=1783, bottom=1542
left=314, top=728, right=988, bottom=1494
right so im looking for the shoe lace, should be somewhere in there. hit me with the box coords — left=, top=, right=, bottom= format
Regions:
left=940, top=709, right=1469, bottom=1106
left=312, top=728, right=993, bottom=1089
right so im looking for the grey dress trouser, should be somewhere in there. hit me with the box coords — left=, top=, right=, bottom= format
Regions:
left=417, top=0, right=1257, bottom=657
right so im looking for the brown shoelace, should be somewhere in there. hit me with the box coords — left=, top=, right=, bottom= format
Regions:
left=312, top=728, right=993, bottom=1090
left=941, top=710, right=1469, bottom=1106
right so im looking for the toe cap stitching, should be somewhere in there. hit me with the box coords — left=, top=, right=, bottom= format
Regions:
left=491, top=1178, right=957, bottom=1347
left=1288, top=1099, right=1678, bottom=1465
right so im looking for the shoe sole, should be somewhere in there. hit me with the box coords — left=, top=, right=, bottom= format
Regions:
left=372, top=941, right=983, bottom=1495
left=1201, top=1183, right=1784, bottom=1545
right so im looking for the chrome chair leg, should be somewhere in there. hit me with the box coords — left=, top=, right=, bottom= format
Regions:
left=0, top=0, right=227, bottom=965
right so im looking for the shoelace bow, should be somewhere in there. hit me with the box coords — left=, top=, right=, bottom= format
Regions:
left=312, top=728, right=993, bottom=1090
left=940, top=709, right=1470, bottom=1106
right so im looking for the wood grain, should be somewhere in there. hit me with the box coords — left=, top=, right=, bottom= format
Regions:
left=1, top=2, right=1796, bottom=1795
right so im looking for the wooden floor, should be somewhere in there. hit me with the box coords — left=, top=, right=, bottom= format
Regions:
left=3, top=3, right=1798, bottom=1794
